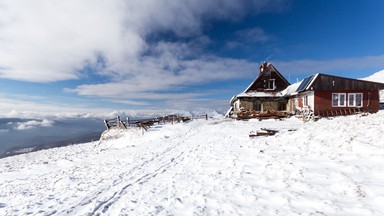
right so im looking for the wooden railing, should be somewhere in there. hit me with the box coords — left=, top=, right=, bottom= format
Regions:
left=191, top=114, right=208, bottom=120
left=315, top=108, right=365, bottom=117
left=104, top=116, right=127, bottom=130
left=104, top=114, right=208, bottom=130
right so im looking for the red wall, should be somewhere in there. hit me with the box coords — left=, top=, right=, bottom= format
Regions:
left=297, top=97, right=303, bottom=108
left=314, top=90, right=380, bottom=114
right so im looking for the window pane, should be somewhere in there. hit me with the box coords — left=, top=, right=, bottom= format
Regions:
left=265, top=79, right=275, bottom=90
left=304, top=96, right=308, bottom=106
left=269, top=80, right=274, bottom=89
left=356, top=94, right=362, bottom=106
left=253, top=102, right=261, bottom=111
left=265, top=80, right=271, bottom=89
left=348, top=94, right=354, bottom=106
left=332, top=94, right=339, bottom=106
left=339, top=94, right=345, bottom=106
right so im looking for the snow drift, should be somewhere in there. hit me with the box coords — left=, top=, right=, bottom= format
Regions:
left=363, top=69, right=384, bottom=102
left=1, top=112, right=384, bottom=215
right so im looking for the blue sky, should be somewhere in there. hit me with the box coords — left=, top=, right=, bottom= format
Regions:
left=1, top=0, right=384, bottom=116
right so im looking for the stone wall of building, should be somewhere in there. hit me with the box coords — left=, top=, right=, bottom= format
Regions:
left=238, top=98, right=289, bottom=112
left=262, top=101, right=278, bottom=111
left=240, top=100, right=253, bottom=111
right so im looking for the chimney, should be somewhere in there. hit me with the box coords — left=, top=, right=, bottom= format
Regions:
left=259, top=61, right=268, bottom=74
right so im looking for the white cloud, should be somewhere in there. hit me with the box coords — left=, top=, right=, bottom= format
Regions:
left=70, top=56, right=259, bottom=100
left=0, top=94, right=204, bottom=119
left=225, top=27, right=274, bottom=50
left=14, top=119, right=54, bottom=130
left=70, top=53, right=384, bottom=107
left=0, top=0, right=145, bottom=82
left=0, top=95, right=112, bottom=119
left=0, top=0, right=289, bottom=114
left=237, top=27, right=272, bottom=43
left=0, top=0, right=286, bottom=83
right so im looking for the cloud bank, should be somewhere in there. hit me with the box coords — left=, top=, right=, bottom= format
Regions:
left=11, top=119, right=54, bottom=130
left=4, top=0, right=382, bottom=113
left=0, top=0, right=285, bottom=82
left=0, top=0, right=287, bottom=110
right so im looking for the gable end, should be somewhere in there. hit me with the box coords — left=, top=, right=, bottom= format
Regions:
left=245, top=63, right=290, bottom=93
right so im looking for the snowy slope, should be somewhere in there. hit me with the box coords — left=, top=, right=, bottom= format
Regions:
left=363, top=69, right=384, bottom=83
left=1, top=112, right=384, bottom=215
left=363, top=69, right=384, bottom=102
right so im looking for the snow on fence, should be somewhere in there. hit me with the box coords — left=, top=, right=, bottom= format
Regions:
left=104, top=116, right=127, bottom=130
left=104, top=114, right=208, bottom=130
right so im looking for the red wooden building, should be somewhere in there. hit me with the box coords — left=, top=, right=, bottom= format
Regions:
left=291, top=73, right=384, bottom=116
left=228, top=62, right=384, bottom=119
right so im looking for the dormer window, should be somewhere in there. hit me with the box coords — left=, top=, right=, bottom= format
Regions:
left=265, top=79, right=275, bottom=90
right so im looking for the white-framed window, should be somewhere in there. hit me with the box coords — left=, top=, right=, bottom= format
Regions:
left=303, top=96, right=308, bottom=107
left=332, top=93, right=346, bottom=107
left=265, top=79, right=275, bottom=90
left=348, top=93, right=363, bottom=107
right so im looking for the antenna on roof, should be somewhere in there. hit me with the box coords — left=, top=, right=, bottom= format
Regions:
left=264, top=54, right=273, bottom=62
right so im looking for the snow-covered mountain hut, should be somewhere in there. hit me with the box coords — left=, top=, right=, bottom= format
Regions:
left=228, top=62, right=291, bottom=119
left=227, top=62, right=384, bottom=119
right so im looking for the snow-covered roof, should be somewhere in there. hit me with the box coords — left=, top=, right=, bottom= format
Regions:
left=229, top=91, right=283, bottom=104
left=231, top=80, right=302, bottom=103
left=281, top=81, right=302, bottom=96
left=230, top=82, right=300, bottom=104
left=362, top=69, right=384, bottom=83
left=363, top=69, right=384, bottom=103
left=236, top=91, right=284, bottom=98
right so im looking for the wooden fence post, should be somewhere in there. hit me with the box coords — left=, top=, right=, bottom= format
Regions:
left=104, top=119, right=109, bottom=130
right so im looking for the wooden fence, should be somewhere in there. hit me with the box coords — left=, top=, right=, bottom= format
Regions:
left=104, top=114, right=208, bottom=130
left=314, top=108, right=364, bottom=117
left=191, top=114, right=208, bottom=120
left=104, top=116, right=127, bottom=130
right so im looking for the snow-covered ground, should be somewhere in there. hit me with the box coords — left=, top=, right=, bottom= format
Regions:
left=1, top=112, right=384, bottom=215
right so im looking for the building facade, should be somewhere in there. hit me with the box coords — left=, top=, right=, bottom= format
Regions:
left=228, top=63, right=384, bottom=119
